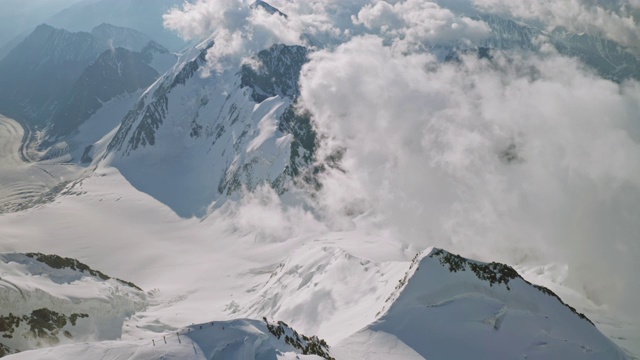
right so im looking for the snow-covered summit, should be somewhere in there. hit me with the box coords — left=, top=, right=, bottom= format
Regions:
left=335, top=248, right=632, bottom=359
left=250, top=1, right=288, bottom=19
left=102, top=42, right=315, bottom=217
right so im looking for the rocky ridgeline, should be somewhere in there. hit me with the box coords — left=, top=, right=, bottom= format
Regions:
left=263, top=317, right=334, bottom=360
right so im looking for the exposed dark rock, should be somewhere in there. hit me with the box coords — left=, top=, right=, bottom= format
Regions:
left=240, top=44, right=307, bottom=103
left=263, top=318, right=333, bottom=360
left=0, top=309, right=89, bottom=349
left=24, top=253, right=142, bottom=291
left=429, top=249, right=594, bottom=325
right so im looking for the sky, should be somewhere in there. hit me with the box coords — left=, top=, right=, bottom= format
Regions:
left=162, top=0, right=640, bottom=320
left=0, top=0, right=84, bottom=47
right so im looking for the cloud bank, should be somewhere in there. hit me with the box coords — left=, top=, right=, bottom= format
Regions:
left=162, top=0, right=640, bottom=320
left=472, top=0, right=640, bottom=48
left=300, top=36, right=640, bottom=317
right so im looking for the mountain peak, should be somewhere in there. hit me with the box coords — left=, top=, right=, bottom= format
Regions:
left=91, top=23, right=156, bottom=52
left=250, top=1, right=288, bottom=18
left=336, top=248, right=629, bottom=359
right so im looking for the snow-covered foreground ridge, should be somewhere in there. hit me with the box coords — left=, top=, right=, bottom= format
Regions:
left=0, top=253, right=145, bottom=357
left=1, top=247, right=632, bottom=359
left=6, top=318, right=333, bottom=360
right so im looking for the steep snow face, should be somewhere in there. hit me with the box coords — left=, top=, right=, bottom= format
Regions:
left=335, top=249, right=632, bottom=360
left=103, top=43, right=315, bottom=217
left=4, top=319, right=332, bottom=360
left=140, top=41, right=177, bottom=74
left=0, top=253, right=145, bottom=356
left=239, top=246, right=408, bottom=343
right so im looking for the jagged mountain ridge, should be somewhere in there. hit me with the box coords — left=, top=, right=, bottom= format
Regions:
left=45, top=0, right=188, bottom=51
left=49, top=48, right=160, bottom=138
left=333, top=248, right=632, bottom=359
left=102, top=41, right=316, bottom=217
left=0, top=23, right=174, bottom=128
left=0, top=24, right=106, bottom=125
left=91, top=23, right=155, bottom=53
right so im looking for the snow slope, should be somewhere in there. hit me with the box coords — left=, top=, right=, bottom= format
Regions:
left=334, top=248, right=632, bottom=359
left=0, top=253, right=145, bottom=356
left=103, top=42, right=315, bottom=217
left=239, top=246, right=409, bottom=344
left=5, top=319, right=332, bottom=360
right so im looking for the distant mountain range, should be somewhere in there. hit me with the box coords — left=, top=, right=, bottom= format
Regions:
left=0, top=23, right=175, bottom=138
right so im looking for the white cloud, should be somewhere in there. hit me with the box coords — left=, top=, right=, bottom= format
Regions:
left=162, top=0, right=490, bottom=72
left=164, top=0, right=304, bottom=73
left=472, top=0, right=640, bottom=48
left=354, top=0, right=491, bottom=51
left=160, top=0, right=640, bottom=319
left=299, top=36, right=640, bottom=316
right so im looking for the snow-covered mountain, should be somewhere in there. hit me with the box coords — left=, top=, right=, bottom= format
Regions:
left=0, top=253, right=145, bottom=357
left=101, top=42, right=315, bottom=217
left=0, top=0, right=639, bottom=359
left=45, top=0, right=188, bottom=51
left=0, top=24, right=106, bottom=125
left=0, top=24, right=175, bottom=129
left=48, top=48, right=160, bottom=139
left=0, top=247, right=631, bottom=359
left=334, top=248, right=630, bottom=359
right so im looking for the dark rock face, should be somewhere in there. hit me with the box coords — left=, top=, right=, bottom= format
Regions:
left=263, top=318, right=334, bottom=360
left=240, top=44, right=319, bottom=186
left=24, top=253, right=142, bottom=291
left=50, top=47, right=159, bottom=137
left=240, top=44, right=307, bottom=103
left=250, top=1, right=288, bottom=18
left=108, top=48, right=206, bottom=154
left=0, top=23, right=170, bottom=135
left=428, top=249, right=594, bottom=325
left=0, top=24, right=106, bottom=125
left=0, top=309, right=89, bottom=356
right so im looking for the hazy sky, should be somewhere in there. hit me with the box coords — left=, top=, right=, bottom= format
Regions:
left=0, top=0, right=84, bottom=47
